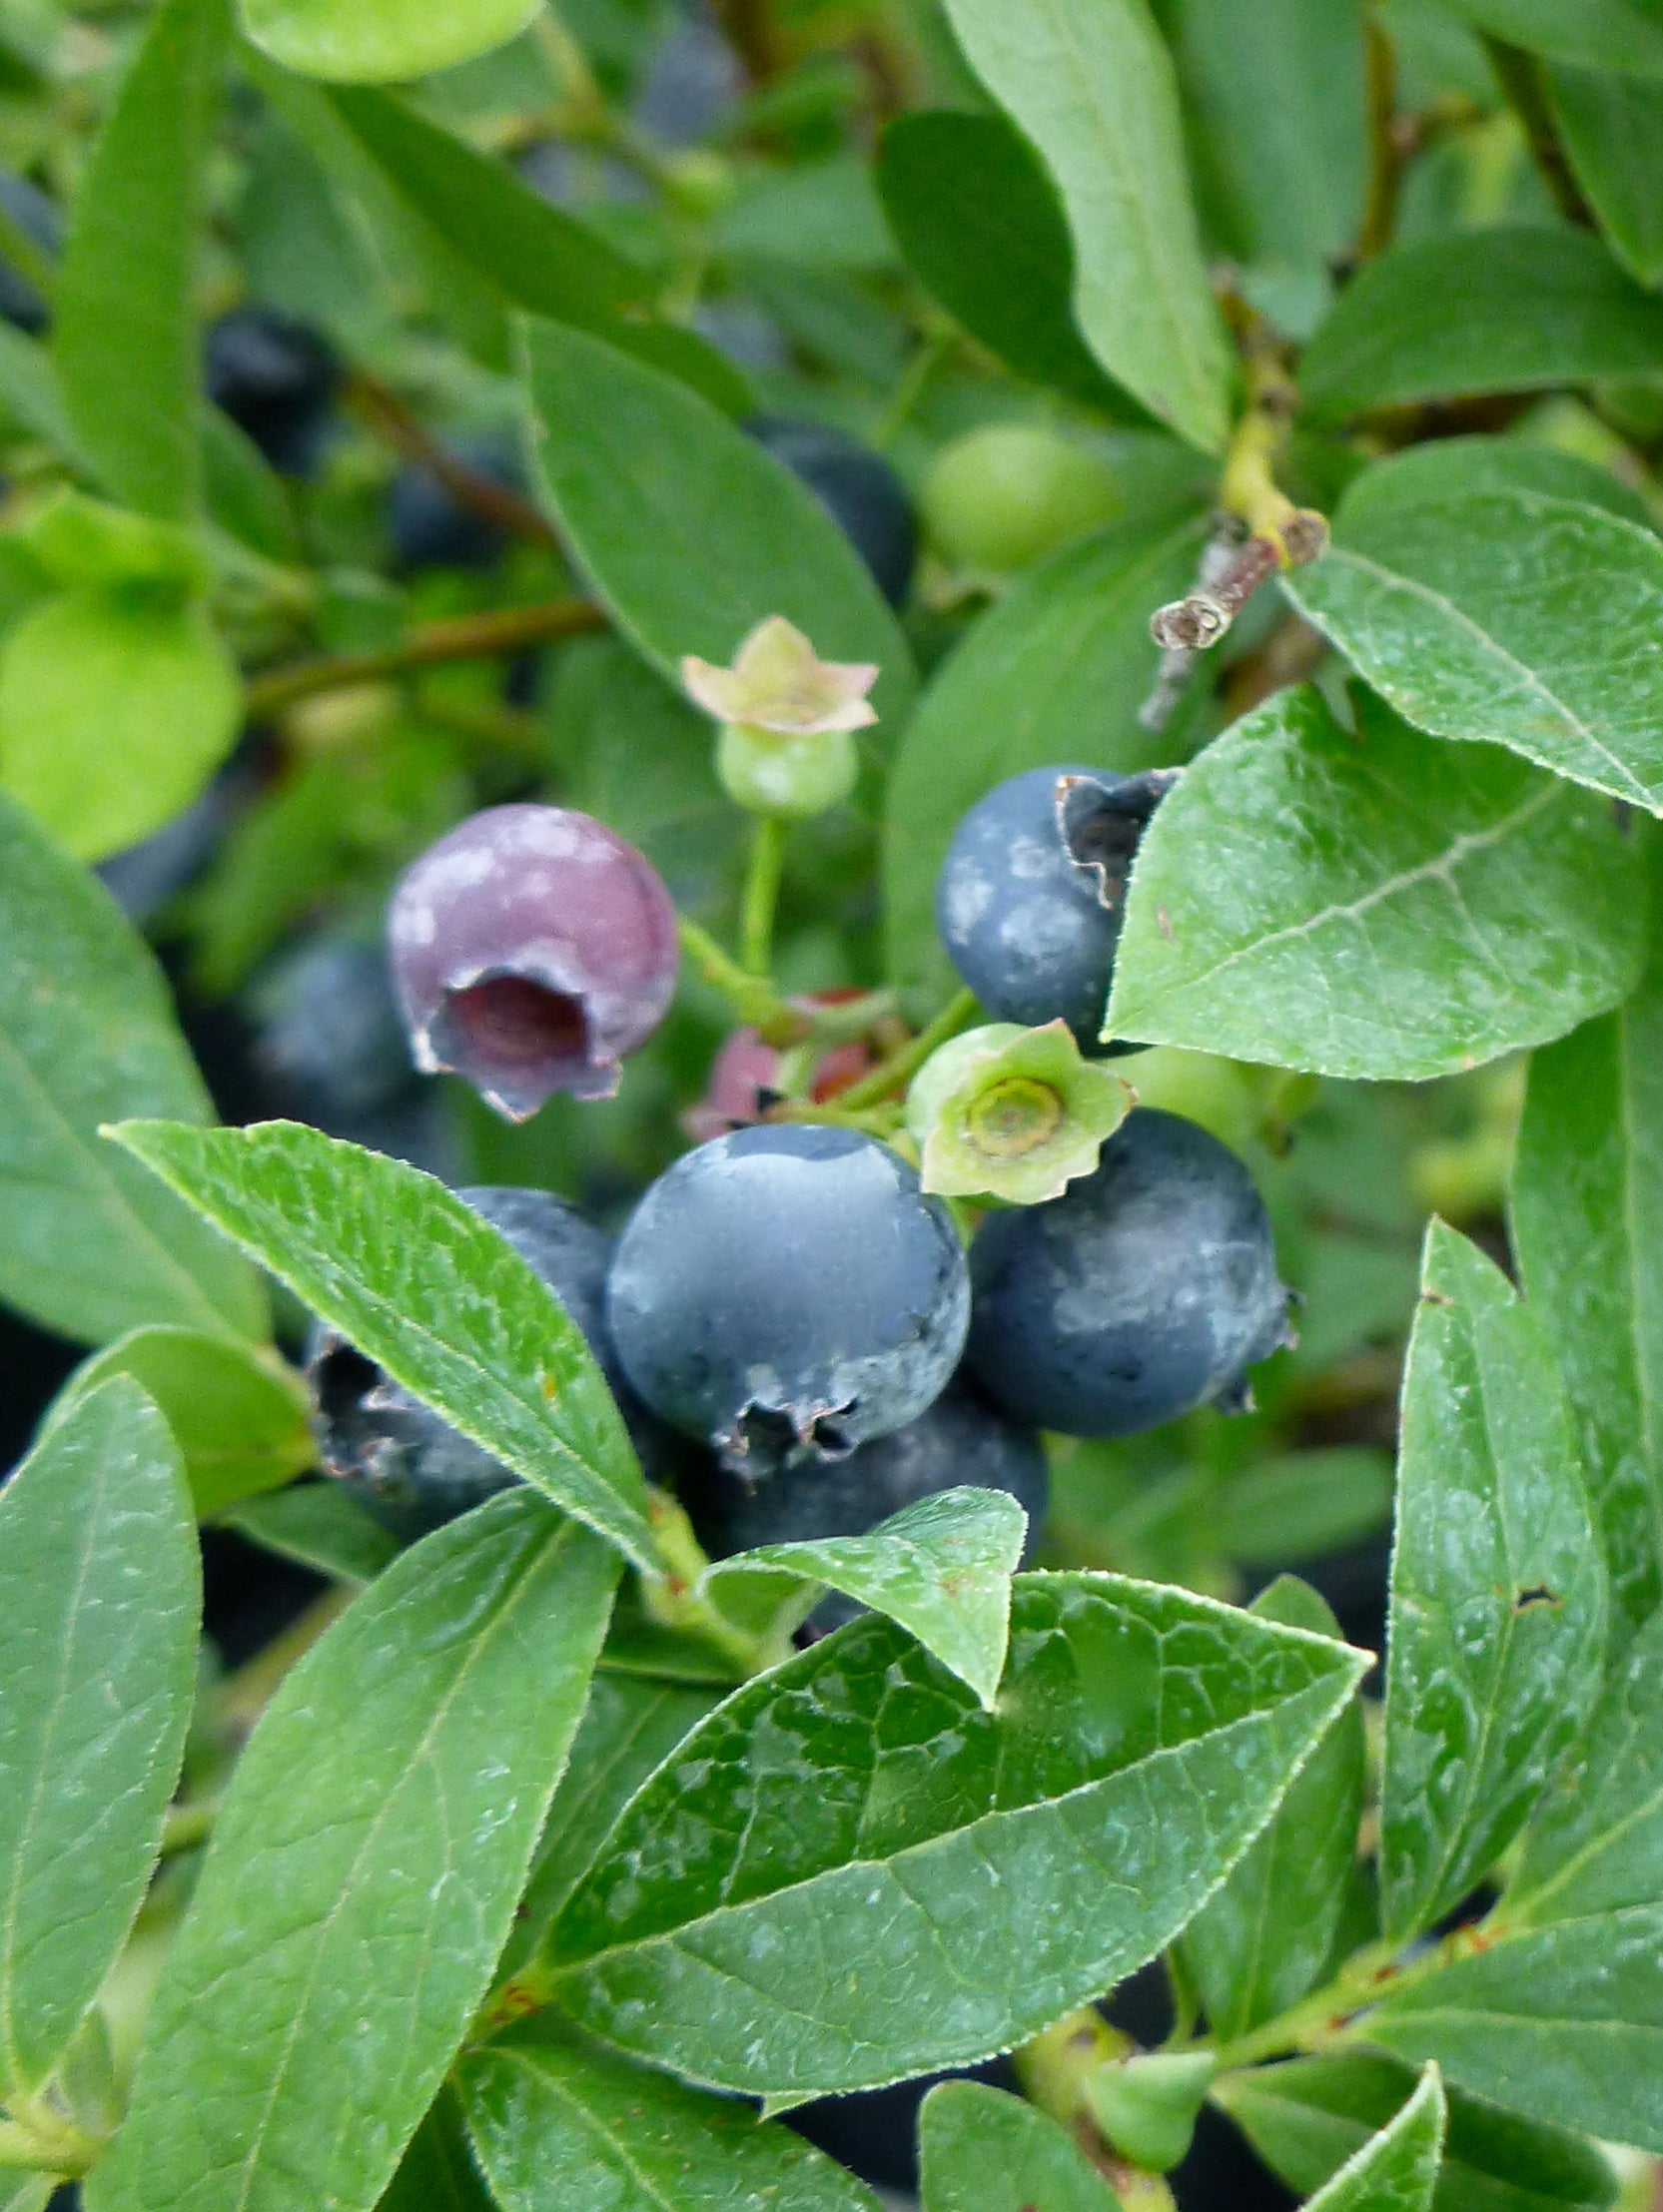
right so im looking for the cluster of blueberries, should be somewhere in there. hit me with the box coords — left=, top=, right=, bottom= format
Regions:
left=314, top=750, right=1292, bottom=1581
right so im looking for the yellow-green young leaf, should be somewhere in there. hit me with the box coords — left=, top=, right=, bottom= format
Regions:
left=1286, top=455, right=1663, bottom=812
left=1183, top=1578, right=1365, bottom=2041
left=85, top=1494, right=618, bottom=2212
left=919, top=2081, right=1123, bottom=2212
left=1295, top=2067, right=1446, bottom=2212
left=108, top=1119, right=657, bottom=1569
left=0, top=1376, right=198, bottom=2099
left=460, top=2018, right=885, bottom=2212
left=0, top=790, right=266, bottom=1346
left=522, top=321, right=914, bottom=724
left=1106, top=686, right=1645, bottom=1081
left=1213, top=2052, right=1618, bottom=2212
left=1548, top=64, right=1663, bottom=285
left=240, top=0, right=538, bottom=84
left=1512, top=861, right=1663, bottom=1643
left=60, top=1327, right=313, bottom=1517
left=532, top=1575, right=1367, bottom=2098
left=1299, top=228, right=1663, bottom=419
left=1445, top=0, right=1663, bottom=75
left=225, top=1480, right=400, bottom=1586
left=0, top=588, right=241, bottom=862
left=1380, top=1225, right=1606, bottom=1944
left=54, top=0, right=228, bottom=519
left=940, top=0, right=1232, bottom=452
left=380, top=2090, right=494, bottom=2212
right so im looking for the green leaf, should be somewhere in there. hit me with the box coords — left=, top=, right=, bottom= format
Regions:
left=86, top=1493, right=618, bottom=2212
left=875, top=112, right=1142, bottom=416
left=460, top=2017, right=885, bottom=2212
left=1511, top=871, right=1663, bottom=1641
left=1304, top=2066, right=1445, bottom=2212
left=1298, top=228, right=1663, bottom=418
left=1106, top=686, right=1646, bottom=1081
left=1380, top=1223, right=1606, bottom=1943
left=703, top=1486, right=1027, bottom=1709
left=491, top=1674, right=719, bottom=1998
left=61, top=1326, right=313, bottom=1516
left=1183, top=1579, right=1365, bottom=2041
left=240, top=0, right=539, bottom=85
left=1286, top=458, right=1663, bottom=812
left=0, top=322, right=83, bottom=463
left=1445, top=0, right=1663, bottom=76
left=0, top=790, right=265, bottom=1346
left=0, top=587, right=242, bottom=863
left=940, top=0, right=1232, bottom=451
left=325, top=90, right=747, bottom=415
left=200, top=408, right=300, bottom=565
left=884, top=483, right=1212, bottom=1006
left=919, top=2080, right=1124, bottom=2212
left=107, top=1119, right=657, bottom=1571
left=1329, top=428, right=1657, bottom=532
left=1172, top=0, right=1367, bottom=268
left=225, top=1480, right=401, bottom=1586
left=522, top=321, right=913, bottom=723
left=1214, top=2052, right=1619, bottom=2212
left=1547, top=64, right=1663, bottom=285
left=1364, top=1909, right=1663, bottom=2150
left=534, top=1573, right=1367, bottom=2098
left=0, top=1376, right=198, bottom=2097
left=379, top=2090, right=494, bottom=2212
left=54, top=0, right=228, bottom=519
left=1217, top=1451, right=1394, bottom=1567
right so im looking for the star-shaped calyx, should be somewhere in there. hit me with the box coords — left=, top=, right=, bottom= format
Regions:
left=682, top=615, right=880, bottom=736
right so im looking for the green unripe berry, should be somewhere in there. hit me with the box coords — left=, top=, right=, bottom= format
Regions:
left=920, top=423, right=1121, bottom=576
left=716, top=720, right=859, bottom=821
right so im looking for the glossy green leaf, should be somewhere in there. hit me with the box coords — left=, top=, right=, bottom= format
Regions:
left=1218, top=2057, right=1594, bottom=2212
left=87, top=1493, right=619, bottom=2212
left=1217, top=1451, right=1394, bottom=1567
left=325, top=90, right=746, bottom=416
left=0, top=588, right=242, bottom=862
left=919, top=2080, right=1124, bottom=2212
left=940, top=0, right=1232, bottom=450
left=1380, top=1223, right=1605, bottom=1943
left=1299, top=228, right=1663, bottom=418
left=1364, top=1910, right=1663, bottom=2149
left=875, top=112, right=1140, bottom=416
left=460, top=2017, right=884, bottom=2212
left=1107, top=686, right=1645, bottom=1080
left=491, top=1674, right=719, bottom=1998
left=522, top=321, right=912, bottom=722
left=1547, top=64, right=1663, bottom=284
left=1511, top=872, right=1663, bottom=1641
left=240, top=0, right=538, bottom=85
left=534, top=1573, right=1367, bottom=2097
left=1445, top=0, right=1663, bottom=76
left=108, top=1119, right=657, bottom=1570
left=703, top=1487, right=1027, bottom=1709
left=0, top=790, right=265, bottom=1346
left=379, top=2090, right=494, bottom=2212
left=884, top=481, right=1211, bottom=1006
left=62, top=1326, right=313, bottom=1517
left=0, top=1377, right=197, bottom=2097
left=54, top=0, right=227, bottom=518
left=1304, top=2067, right=1445, bottom=2212
left=1183, top=1579, right=1365, bottom=2040
left=1331, top=429, right=1656, bottom=532
left=225, top=1480, right=400, bottom=1587
left=1287, top=458, right=1663, bottom=811
left=1173, top=0, right=1366, bottom=267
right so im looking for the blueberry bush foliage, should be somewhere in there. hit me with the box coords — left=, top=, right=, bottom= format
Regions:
left=6, top=0, right=1663, bottom=2208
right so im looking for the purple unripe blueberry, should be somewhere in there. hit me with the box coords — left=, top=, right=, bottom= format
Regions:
left=936, top=763, right=1179, bottom=1050
left=965, top=1108, right=1293, bottom=1440
left=389, top=803, right=679, bottom=1119
left=606, top=1123, right=971, bottom=1475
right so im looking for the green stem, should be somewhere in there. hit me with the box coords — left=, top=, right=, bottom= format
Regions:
left=873, top=329, right=953, bottom=450
left=0, top=2096, right=102, bottom=2178
left=245, top=601, right=604, bottom=720
left=740, top=815, right=788, bottom=978
left=834, top=986, right=979, bottom=1110
left=1208, top=1931, right=1457, bottom=2072
left=640, top=1490, right=780, bottom=1677
left=676, top=914, right=796, bottom=1038
left=160, top=1798, right=220, bottom=1858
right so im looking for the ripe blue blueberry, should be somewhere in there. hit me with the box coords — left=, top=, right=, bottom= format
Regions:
left=389, top=804, right=680, bottom=1119
left=388, top=437, right=521, bottom=572
left=0, top=171, right=58, bottom=335
left=606, top=1124, right=971, bottom=1474
left=965, top=1108, right=1293, bottom=1438
left=747, top=415, right=919, bottom=609
left=682, top=1376, right=1047, bottom=1630
left=308, top=1185, right=669, bottom=1537
left=936, top=763, right=1178, bottom=1050
left=204, top=308, right=341, bottom=474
